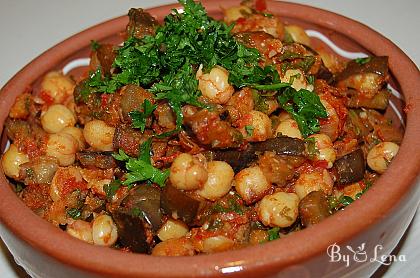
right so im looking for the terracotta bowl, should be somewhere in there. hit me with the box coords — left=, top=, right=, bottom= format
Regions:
left=0, top=1, right=419, bottom=277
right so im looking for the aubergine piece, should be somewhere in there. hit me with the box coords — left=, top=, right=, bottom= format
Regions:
left=253, top=136, right=305, bottom=156
left=113, top=125, right=151, bottom=157
left=112, top=208, right=154, bottom=253
left=206, top=146, right=257, bottom=173
left=316, top=64, right=334, bottom=84
left=126, top=8, right=158, bottom=39
left=94, top=44, right=117, bottom=76
left=347, top=89, right=390, bottom=110
left=301, top=44, right=334, bottom=83
left=120, top=84, right=154, bottom=121
left=299, top=191, right=331, bottom=227
left=76, top=151, right=117, bottom=169
left=332, top=149, right=366, bottom=185
left=336, top=56, right=388, bottom=95
left=5, top=118, right=32, bottom=141
left=121, top=186, right=162, bottom=232
left=208, top=136, right=306, bottom=172
left=19, top=156, right=59, bottom=184
left=160, top=185, right=201, bottom=225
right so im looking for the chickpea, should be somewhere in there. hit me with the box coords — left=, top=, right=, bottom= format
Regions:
left=169, top=153, right=208, bottom=191
left=41, top=104, right=76, bottom=134
left=257, top=192, right=300, bottom=227
left=196, top=161, right=234, bottom=201
left=223, top=5, right=252, bottom=24
left=157, top=219, right=189, bottom=241
left=308, top=134, right=336, bottom=168
left=275, top=118, right=302, bottom=139
left=367, top=142, right=399, bottom=174
left=66, top=220, right=93, bottom=244
left=242, top=110, right=272, bottom=142
left=92, top=214, right=118, bottom=246
left=83, top=120, right=115, bottom=152
left=280, top=69, right=313, bottom=91
left=201, top=236, right=234, bottom=254
left=294, top=169, right=333, bottom=200
left=234, top=166, right=271, bottom=204
left=152, top=237, right=195, bottom=256
left=46, top=133, right=78, bottom=166
left=1, top=144, right=29, bottom=179
left=198, top=66, right=234, bottom=104
left=61, top=126, right=86, bottom=151
left=284, top=25, right=311, bottom=46
left=40, top=71, right=75, bottom=104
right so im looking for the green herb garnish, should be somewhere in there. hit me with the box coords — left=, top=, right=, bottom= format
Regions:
left=278, top=87, right=328, bottom=137
left=129, top=99, right=157, bottom=132
left=81, top=0, right=324, bottom=138
left=67, top=208, right=82, bottom=220
left=245, top=125, right=254, bottom=136
left=103, top=180, right=121, bottom=200
left=15, top=183, right=24, bottom=193
left=112, top=139, right=169, bottom=187
left=268, top=227, right=280, bottom=241
left=339, top=196, right=354, bottom=207
left=131, top=207, right=144, bottom=217
left=90, top=40, right=101, bottom=51
left=306, top=75, right=315, bottom=85
left=305, top=137, right=319, bottom=159
left=354, top=57, right=371, bottom=65
left=80, top=0, right=283, bottom=133
left=329, top=181, right=373, bottom=211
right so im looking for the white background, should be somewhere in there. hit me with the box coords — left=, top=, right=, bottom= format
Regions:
left=0, top=0, right=418, bottom=277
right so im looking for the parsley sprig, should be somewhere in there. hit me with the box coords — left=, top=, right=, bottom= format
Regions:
left=278, top=87, right=328, bottom=137
left=129, top=99, right=157, bottom=132
left=82, top=0, right=326, bottom=137
left=112, top=139, right=169, bottom=187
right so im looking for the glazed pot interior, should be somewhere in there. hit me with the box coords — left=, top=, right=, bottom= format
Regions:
left=0, top=1, right=419, bottom=277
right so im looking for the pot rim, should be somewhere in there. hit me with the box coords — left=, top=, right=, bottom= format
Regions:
left=0, top=1, right=419, bottom=277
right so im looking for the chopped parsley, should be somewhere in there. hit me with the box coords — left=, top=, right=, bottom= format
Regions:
left=329, top=181, right=373, bottom=211
left=112, top=139, right=169, bottom=187
left=268, top=227, right=280, bottom=241
left=90, top=40, right=101, bottom=51
left=278, top=87, right=328, bottom=137
left=14, top=183, right=24, bottom=193
left=354, top=57, right=371, bottom=65
left=212, top=195, right=244, bottom=215
left=80, top=0, right=283, bottom=133
left=306, top=75, right=315, bottom=85
left=245, top=125, right=254, bottom=136
left=103, top=180, right=121, bottom=200
left=339, top=196, right=354, bottom=207
left=80, top=0, right=325, bottom=138
left=129, top=99, right=157, bottom=132
left=131, top=207, right=144, bottom=218
left=305, top=137, right=319, bottom=159
left=67, top=208, right=82, bottom=220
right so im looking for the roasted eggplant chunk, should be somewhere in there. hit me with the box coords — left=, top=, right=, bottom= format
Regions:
left=160, top=185, right=201, bottom=225
left=332, top=149, right=366, bottom=185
